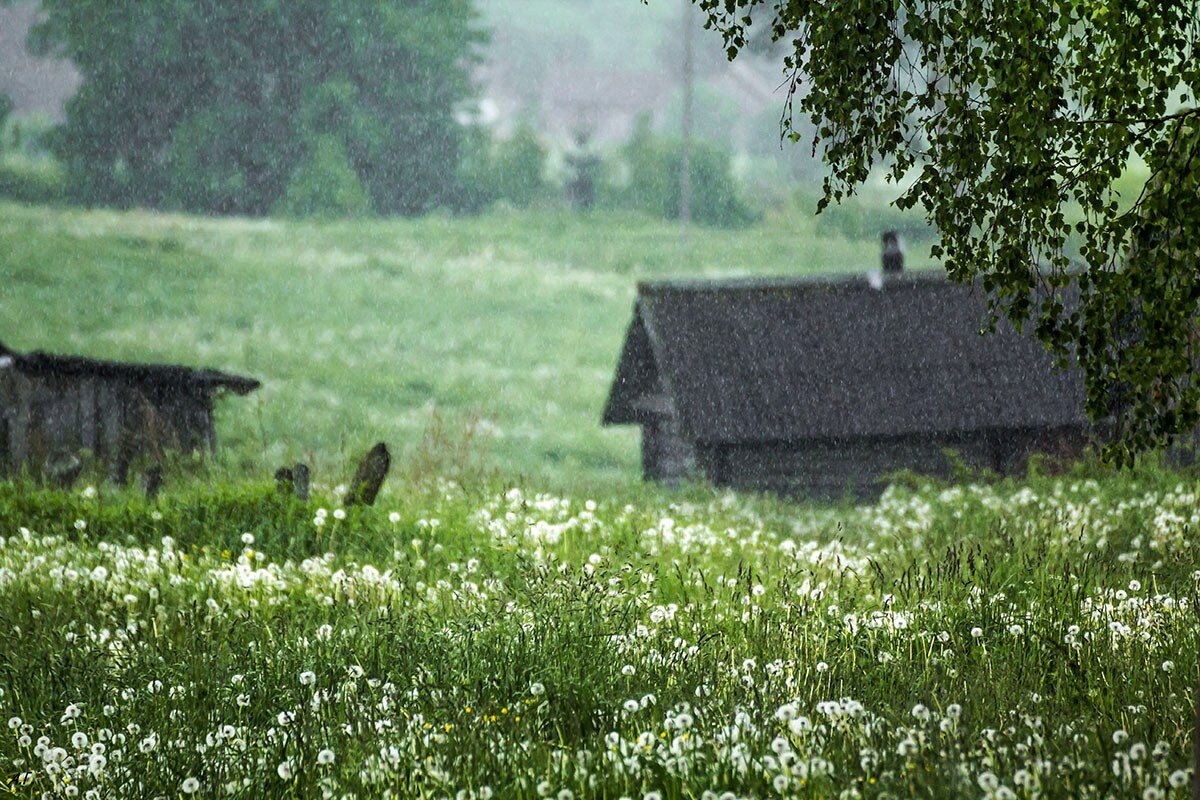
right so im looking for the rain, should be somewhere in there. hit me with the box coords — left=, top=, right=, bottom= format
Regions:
left=0, top=2, right=1196, bottom=798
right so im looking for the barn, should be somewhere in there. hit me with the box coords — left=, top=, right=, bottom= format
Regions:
left=602, top=270, right=1090, bottom=499
left=0, top=341, right=260, bottom=483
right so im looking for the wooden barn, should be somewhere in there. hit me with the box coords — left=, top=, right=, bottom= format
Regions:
left=602, top=271, right=1090, bottom=499
left=0, top=341, right=260, bottom=483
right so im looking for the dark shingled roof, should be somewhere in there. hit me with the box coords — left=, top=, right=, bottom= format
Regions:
left=603, top=271, right=1086, bottom=443
left=0, top=340, right=261, bottom=396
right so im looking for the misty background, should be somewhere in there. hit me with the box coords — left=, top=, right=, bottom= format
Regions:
left=1, top=1, right=800, bottom=160
left=0, top=0, right=935, bottom=232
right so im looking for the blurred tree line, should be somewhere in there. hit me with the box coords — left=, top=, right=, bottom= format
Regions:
left=0, top=0, right=759, bottom=227
left=0, top=92, right=66, bottom=204
left=8, top=0, right=481, bottom=216
left=457, top=115, right=759, bottom=228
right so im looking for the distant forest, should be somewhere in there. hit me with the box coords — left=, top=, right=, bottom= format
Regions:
left=0, top=0, right=802, bottom=160
left=0, top=0, right=930, bottom=234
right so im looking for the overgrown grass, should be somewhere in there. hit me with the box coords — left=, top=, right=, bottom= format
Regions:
left=0, top=201, right=934, bottom=490
left=0, top=464, right=1195, bottom=798
left=6, top=198, right=1190, bottom=798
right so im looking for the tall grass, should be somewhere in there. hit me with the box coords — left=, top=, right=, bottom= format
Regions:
left=0, top=465, right=1195, bottom=798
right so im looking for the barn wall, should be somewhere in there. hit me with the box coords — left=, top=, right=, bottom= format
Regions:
left=0, top=367, right=13, bottom=473
left=994, top=425, right=1091, bottom=472
left=641, top=412, right=696, bottom=483
left=3, top=371, right=31, bottom=474
left=703, top=427, right=1089, bottom=501
left=40, top=376, right=84, bottom=454
left=78, top=378, right=97, bottom=453
left=95, top=380, right=125, bottom=479
left=105, top=384, right=216, bottom=481
left=0, top=370, right=220, bottom=482
left=707, top=436, right=978, bottom=500
left=3, top=372, right=97, bottom=476
left=150, top=387, right=216, bottom=453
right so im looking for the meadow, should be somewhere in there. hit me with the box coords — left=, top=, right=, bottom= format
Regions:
left=0, top=200, right=932, bottom=490
left=0, top=466, right=1195, bottom=798
left=2, top=201, right=1195, bottom=799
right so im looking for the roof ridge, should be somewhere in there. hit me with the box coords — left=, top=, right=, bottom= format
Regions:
left=11, top=348, right=261, bottom=395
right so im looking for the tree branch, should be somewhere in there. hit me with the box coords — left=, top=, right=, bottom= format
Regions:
left=1073, top=107, right=1200, bottom=127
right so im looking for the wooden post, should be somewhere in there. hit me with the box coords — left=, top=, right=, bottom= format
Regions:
left=79, top=378, right=97, bottom=454
left=10, top=372, right=31, bottom=472
left=346, top=442, right=390, bottom=507
left=143, top=466, right=163, bottom=500
left=274, top=466, right=294, bottom=496
left=293, top=463, right=310, bottom=501
left=97, top=382, right=124, bottom=483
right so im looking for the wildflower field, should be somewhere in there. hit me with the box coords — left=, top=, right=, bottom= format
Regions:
left=0, top=466, right=1196, bottom=799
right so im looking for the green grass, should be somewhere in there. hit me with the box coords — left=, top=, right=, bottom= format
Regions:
left=0, top=201, right=934, bottom=490
left=0, top=201, right=1194, bottom=799
left=0, top=466, right=1194, bottom=798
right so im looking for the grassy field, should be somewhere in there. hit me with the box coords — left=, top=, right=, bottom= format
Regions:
left=0, top=201, right=933, bottom=491
left=0, top=467, right=1195, bottom=798
left=4, top=201, right=1194, bottom=799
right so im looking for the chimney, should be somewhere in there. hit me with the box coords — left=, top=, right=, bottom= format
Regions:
left=881, top=230, right=904, bottom=274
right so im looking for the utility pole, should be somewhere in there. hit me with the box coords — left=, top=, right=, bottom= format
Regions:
left=680, top=0, right=695, bottom=239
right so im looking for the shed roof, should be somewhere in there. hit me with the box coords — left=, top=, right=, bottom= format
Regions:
left=602, top=271, right=1086, bottom=443
left=0, top=341, right=261, bottom=396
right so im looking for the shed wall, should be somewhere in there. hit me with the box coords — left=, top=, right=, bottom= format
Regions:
left=700, top=425, right=1090, bottom=500
left=0, top=369, right=217, bottom=482
left=706, top=436, right=982, bottom=500
left=642, top=412, right=697, bottom=483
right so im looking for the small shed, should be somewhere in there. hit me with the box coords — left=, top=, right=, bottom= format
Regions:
left=0, top=341, right=260, bottom=483
left=602, top=271, right=1090, bottom=499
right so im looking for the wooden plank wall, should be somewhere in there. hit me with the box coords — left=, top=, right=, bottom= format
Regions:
left=0, top=370, right=219, bottom=481
left=96, top=380, right=124, bottom=479
left=712, top=435, right=994, bottom=501
left=153, top=389, right=216, bottom=453
left=704, top=426, right=1091, bottom=501
left=995, top=425, right=1091, bottom=473
left=642, top=413, right=697, bottom=483
left=2, top=370, right=33, bottom=474
left=79, top=378, right=97, bottom=454
left=0, top=366, right=15, bottom=473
